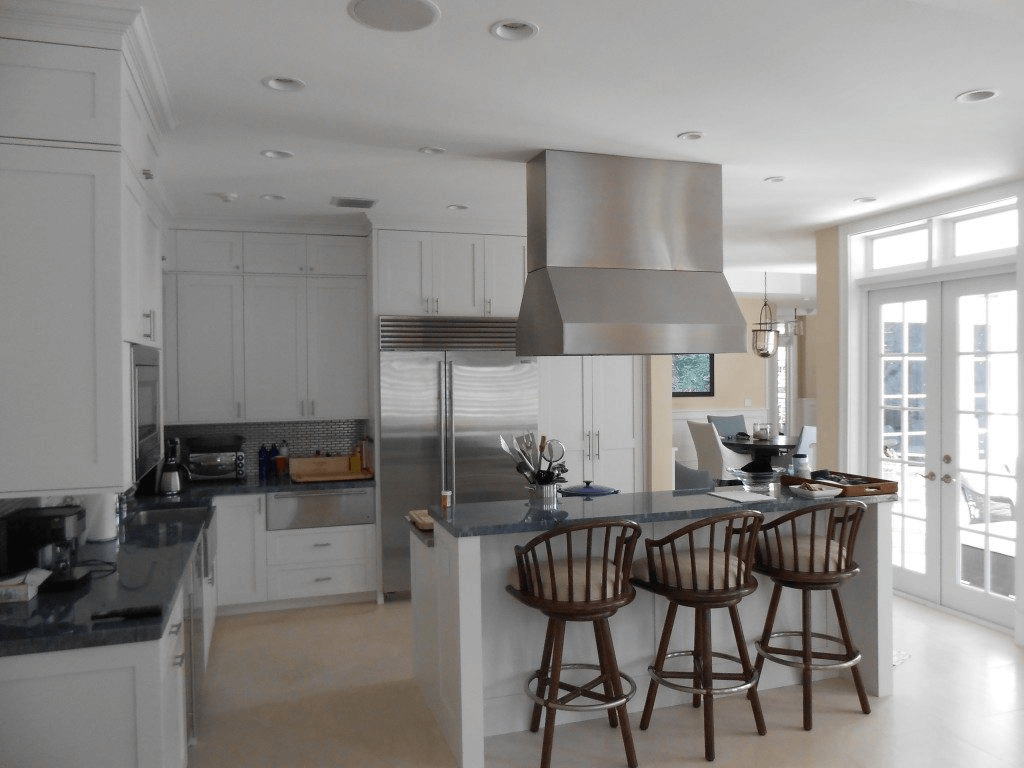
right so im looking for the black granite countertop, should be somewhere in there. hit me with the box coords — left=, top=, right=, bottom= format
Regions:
left=133, top=475, right=374, bottom=506
left=428, top=487, right=898, bottom=539
left=0, top=520, right=202, bottom=658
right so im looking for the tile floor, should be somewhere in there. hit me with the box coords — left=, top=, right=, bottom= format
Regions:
left=190, top=597, right=1023, bottom=768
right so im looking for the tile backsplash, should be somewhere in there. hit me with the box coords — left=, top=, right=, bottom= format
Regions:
left=165, top=419, right=369, bottom=476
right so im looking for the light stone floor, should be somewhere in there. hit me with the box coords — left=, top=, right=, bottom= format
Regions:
left=190, top=596, right=1024, bottom=768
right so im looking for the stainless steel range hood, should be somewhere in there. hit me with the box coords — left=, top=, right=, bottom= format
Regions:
left=516, top=150, right=747, bottom=356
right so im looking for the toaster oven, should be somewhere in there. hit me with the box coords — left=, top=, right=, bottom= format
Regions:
left=186, top=451, right=246, bottom=481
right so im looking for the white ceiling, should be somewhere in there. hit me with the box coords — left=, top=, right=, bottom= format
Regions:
left=125, top=0, right=1024, bottom=272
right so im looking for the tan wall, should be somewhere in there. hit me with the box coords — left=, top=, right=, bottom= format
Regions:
left=647, top=355, right=675, bottom=491
left=809, top=227, right=841, bottom=469
left=671, top=295, right=769, bottom=411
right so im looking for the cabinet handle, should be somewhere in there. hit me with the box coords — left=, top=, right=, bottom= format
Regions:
left=314, top=577, right=333, bottom=583
left=142, top=309, right=155, bottom=339
left=173, top=653, right=186, bottom=668
left=313, top=542, right=332, bottom=548
left=308, top=265, right=315, bottom=273
left=236, top=402, right=242, bottom=419
left=169, top=622, right=183, bottom=636
left=311, top=400, right=316, bottom=417
left=595, top=430, right=601, bottom=460
left=234, top=264, right=241, bottom=270
left=434, top=297, right=439, bottom=314
left=299, top=265, right=305, bottom=272
left=486, top=298, right=492, bottom=316
left=585, top=431, right=592, bottom=460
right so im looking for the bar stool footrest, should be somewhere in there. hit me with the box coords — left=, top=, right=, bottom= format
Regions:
left=526, top=663, right=637, bottom=713
left=755, top=631, right=863, bottom=671
left=649, top=650, right=759, bottom=698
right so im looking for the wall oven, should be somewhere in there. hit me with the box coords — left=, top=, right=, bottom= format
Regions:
left=131, top=344, right=162, bottom=483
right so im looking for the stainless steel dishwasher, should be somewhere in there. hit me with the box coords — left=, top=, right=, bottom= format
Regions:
left=266, top=488, right=375, bottom=530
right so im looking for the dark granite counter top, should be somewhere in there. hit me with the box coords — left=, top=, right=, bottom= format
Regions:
left=429, top=487, right=898, bottom=539
left=0, top=521, right=201, bottom=658
left=132, top=475, right=374, bottom=507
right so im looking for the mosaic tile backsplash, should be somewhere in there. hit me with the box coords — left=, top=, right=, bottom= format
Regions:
left=165, top=419, right=369, bottom=477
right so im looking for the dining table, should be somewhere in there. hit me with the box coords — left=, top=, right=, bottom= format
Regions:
left=721, top=434, right=799, bottom=468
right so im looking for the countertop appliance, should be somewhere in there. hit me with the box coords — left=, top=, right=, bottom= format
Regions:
left=379, top=316, right=539, bottom=595
left=160, top=438, right=187, bottom=495
left=3, top=505, right=90, bottom=590
left=185, top=451, right=246, bottom=481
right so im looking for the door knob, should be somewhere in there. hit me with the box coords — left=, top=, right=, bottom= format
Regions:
left=918, top=471, right=936, bottom=481
left=943, top=454, right=952, bottom=464
left=941, top=474, right=953, bottom=484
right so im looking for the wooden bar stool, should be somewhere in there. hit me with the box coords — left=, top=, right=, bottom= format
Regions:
left=507, top=519, right=642, bottom=768
left=631, top=510, right=766, bottom=762
left=752, top=499, right=872, bottom=731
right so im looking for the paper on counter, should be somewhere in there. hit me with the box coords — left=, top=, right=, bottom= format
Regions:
left=709, top=488, right=774, bottom=503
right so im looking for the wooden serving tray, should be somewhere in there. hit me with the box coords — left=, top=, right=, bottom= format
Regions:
left=781, top=470, right=897, bottom=497
left=289, top=456, right=373, bottom=483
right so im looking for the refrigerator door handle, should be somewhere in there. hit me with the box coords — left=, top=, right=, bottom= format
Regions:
left=445, top=360, right=455, bottom=496
left=439, top=360, right=447, bottom=498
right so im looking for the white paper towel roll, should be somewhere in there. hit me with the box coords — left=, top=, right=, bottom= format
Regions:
left=84, top=492, right=118, bottom=542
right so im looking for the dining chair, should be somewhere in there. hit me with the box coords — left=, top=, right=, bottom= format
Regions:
left=706, top=415, right=747, bottom=439
left=688, top=421, right=748, bottom=484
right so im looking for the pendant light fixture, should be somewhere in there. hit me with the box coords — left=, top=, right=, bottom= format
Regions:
left=751, top=273, right=779, bottom=358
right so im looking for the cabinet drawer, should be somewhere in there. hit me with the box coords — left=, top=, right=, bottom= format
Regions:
left=160, top=589, right=186, bottom=668
left=267, top=562, right=374, bottom=600
left=267, top=525, right=374, bottom=565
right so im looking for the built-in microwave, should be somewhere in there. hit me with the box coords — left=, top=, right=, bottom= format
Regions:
left=131, top=344, right=162, bottom=483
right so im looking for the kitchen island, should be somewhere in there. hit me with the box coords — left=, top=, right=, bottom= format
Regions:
left=411, top=488, right=895, bottom=768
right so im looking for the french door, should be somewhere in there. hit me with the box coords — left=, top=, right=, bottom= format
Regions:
left=869, top=274, right=1018, bottom=627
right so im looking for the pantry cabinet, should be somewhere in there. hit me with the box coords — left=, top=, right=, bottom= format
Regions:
left=175, top=274, right=245, bottom=423
left=376, top=230, right=524, bottom=317
left=538, top=356, right=643, bottom=493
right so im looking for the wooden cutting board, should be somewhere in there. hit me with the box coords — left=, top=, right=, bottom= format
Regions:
left=289, top=456, right=374, bottom=483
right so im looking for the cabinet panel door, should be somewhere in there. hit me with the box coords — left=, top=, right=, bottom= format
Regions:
left=538, top=356, right=589, bottom=486
left=175, top=230, right=244, bottom=273
left=176, top=274, right=245, bottom=423
left=214, top=496, right=268, bottom=606
left=377, top=230, right=432, bottom=314
left=483, top=235, right=526, bottom=316
left=0, top=144, right=125, bottom=494
left=308, top=277, right=369, bottom=419
left=590, top=356, right=641, bottom=494
left=244, top=276, right=308, bottom=421
left=243, top=232, right=307, bottom=274
left=121, top=165, right=161, bottom=345
left=433, top=233, right=484, bottom=316
left=308, top=235, right=368, bottom=276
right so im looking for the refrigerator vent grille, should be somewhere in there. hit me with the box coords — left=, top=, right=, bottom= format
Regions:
left=379, top=316, right=518, bottom=350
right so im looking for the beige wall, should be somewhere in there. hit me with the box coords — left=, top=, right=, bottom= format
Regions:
left=647, top=355, right=675, bottom=491
left=809, top=227, right=841, bottom=469
left=670, top=295, right=769, bottom=412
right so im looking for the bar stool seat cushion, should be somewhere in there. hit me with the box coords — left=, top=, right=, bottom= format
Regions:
left=631, top=549, right=745, bottom=591
left=509, top=559, right=623, bottom=602
left=758, top=534, right=849, bottom=573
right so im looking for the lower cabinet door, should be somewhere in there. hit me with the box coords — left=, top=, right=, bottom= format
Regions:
left=267, top=561, right=374, bottom=600
left=266, top=524, right=375, bottom=599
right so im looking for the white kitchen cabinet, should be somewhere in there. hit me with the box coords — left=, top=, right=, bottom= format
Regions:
left=483, top=235, right=526, bottom=316
left=307, top=234, right=368, bottom=275
left=175, top=230, right=244, bottom=273
left=0, top=142, right=128, bottom=496
left=243, top=232, right=307, bottom=274
left=244, top=275, right=308, bottom=420
left=376, top=230, right=485, bottom=316
left=215, top=495, right=268, bottom=606
left=120, top=57, right=160, bottom=187
left=244, top=275, right=368, bottom=421
left=160, top=583, right=188, bottom=768
left=121, top=160, right=162, bottom=346
left=538, top=356, right=643, bottom=493
left=266, top=524, right=376, bottom=600
left=175, top=274, right=245, bottom=423
left=308, top=277, right=369, bottom=419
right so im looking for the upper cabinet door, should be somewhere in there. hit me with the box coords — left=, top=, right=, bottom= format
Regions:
left=308, top=235, right=368, bottom=276
left=176, top=274, right=245, bottom=423
left=308, top=277, right=369, bottom=419
left=433, top=233, right=484, bottom=316
left=243, top=233, right=307, bottom=274
left=483, top=235, right=526, bottom=317
left=243, top=276, right=309, bottom=421
left=175, top=230, right=244, bottom=273
left=377, top=230, right=433, bottom=315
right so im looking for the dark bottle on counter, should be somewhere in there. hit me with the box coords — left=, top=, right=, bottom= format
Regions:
left=268, top=443, right=279, bottom=477
left=258, top=444, right=270, bottom=481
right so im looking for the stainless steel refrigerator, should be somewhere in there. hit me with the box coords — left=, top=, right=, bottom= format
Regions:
left=378, top=320, right=538, bottom=595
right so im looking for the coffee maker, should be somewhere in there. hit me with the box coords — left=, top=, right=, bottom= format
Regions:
left=2, top=505, right=91, bottom=591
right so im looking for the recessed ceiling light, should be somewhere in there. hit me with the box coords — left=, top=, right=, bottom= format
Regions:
left=764, top=176, right=786, bottom=183
left=447, top=204, right=469, bottom=211
left=676, top=131, right=704, bottom=141
left=261, top=194, right=287, bottom=201
left=490, top=19, right=539, bottom=41
left=348, top=0, right=440, bottom=32
left=955, top=88, right=998, bottom=103
left=854, top=196, right=877, bottom=204
left=419, top=146, right=447, bottom=155
left=260, top=149, right=294, bottom=159
left=210, top=192, right=238, bottom=202
left=261, top=76, right=306, bottom=92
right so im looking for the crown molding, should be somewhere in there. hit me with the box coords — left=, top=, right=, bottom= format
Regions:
left=366, top=211, right=525, bottom=237
left=122, top=7, right=175, bottom=133
left=0, top=0, right=137, bottom=48
left=169, top=214, right=372, bottom=237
